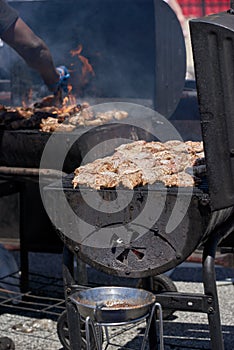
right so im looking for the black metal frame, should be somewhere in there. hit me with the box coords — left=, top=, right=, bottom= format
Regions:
left=62, top=216, right=234, bottom=350
left=0, top=172, right=64, bottom=292
left=157, top=228, right=226, bottom=350
left=19, top=180, right=64, bottom=291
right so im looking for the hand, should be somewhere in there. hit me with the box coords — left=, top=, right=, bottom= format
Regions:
left=48, top=66, right=70, bottom=94
left=56, top=66, right=70, bottom=93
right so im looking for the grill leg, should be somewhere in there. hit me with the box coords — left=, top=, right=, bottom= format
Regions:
left=142, top=277, right=158, bottom=350
left=19, top=185, right=29, bottom=293
left=63, top=245, right=75, bottom=292
left=66, top=300, right=82, bottom=350
left=63, top=246, right=83, bottom=350
left=202, top=230, right=224, bottom=350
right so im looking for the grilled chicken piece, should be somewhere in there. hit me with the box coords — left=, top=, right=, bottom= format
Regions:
left=34, top=95, right=59, bottom=108
left=40, top=117, right=76, bottom=133
left=95, top=110, right=128, bottom=122
left=72, top=140, right=205, bottom=190
left=9, top=113, right=45, bottom=130
left=0, top=106, right=34, bottom=125
left=0, top=99, right=128, bottom=131
left=52, top=123, right=76, bottom=132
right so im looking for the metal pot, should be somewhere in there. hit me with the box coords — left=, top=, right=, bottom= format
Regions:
left=70, top=286, right=156, bottom=323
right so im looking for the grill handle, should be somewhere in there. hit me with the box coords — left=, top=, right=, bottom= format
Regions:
left=0, top=166, right=66, bottom=178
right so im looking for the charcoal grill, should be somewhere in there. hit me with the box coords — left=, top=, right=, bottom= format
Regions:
left=0, top=0, right=186, bottom=283
left=1, top=2, right=234, bottom=350
left=41, top=5, right=234, bottom=350
left=44, top=167, right=234, bottom=350
left=42, top=110, right=233, bottom=349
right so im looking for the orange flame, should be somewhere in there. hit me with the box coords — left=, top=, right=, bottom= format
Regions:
left=70, top=44, right=83, bottom=57
left=22, top=88, right=33, bottom=107
left=61, top=83, right=77, bottom=109
left=70, top=44, right=95, bottom=85
left=20, top=44, right=95, bottom=108
left=67, top=84, right=73, bottom=94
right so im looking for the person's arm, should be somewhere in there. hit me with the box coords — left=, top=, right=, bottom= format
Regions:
left=1, top=17, right=60, bottom=89
left=166, top=0, right=188, bottom=36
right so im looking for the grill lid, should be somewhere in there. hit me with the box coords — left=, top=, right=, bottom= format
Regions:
left=190, top=10, right=234, bottom=210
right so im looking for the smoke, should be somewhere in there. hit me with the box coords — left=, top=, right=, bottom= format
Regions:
left=4, top=0, right=185, bottom=115
left=3, top=1, right=157, bottom=102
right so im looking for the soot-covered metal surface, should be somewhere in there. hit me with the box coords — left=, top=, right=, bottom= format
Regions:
left=190, top=11, right=234, bottom=210
left=0, top=115, right=155, bottom=172
left=44, top=174, right=213, bottom=278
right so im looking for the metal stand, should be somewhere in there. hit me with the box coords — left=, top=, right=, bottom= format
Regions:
left=62, top=247, right=164, bottom=350
left=83, top=302, right=164, bottom=350
left=202, top=215, right=234, bottom=350
left=62, top=217, right=233, bottom=350
left=156, top=223, right=233, bottom=350
left=63, top=246, right=83, bottom=350
left=141, top=277, right=158, bottom=350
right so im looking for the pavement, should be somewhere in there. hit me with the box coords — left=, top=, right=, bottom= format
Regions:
left=0, top=251, right=233, bottom=350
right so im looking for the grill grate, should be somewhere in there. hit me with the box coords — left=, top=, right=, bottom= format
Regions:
left=0, top=271, right=65, bottom=319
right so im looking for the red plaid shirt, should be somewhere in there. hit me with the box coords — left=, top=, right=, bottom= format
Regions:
left=178, top=0, right=230, bottom=17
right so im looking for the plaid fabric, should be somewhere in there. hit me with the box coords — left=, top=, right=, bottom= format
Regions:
left=178, top=0, right=230, bottom=17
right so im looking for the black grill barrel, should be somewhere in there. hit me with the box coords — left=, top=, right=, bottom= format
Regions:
left=189, top=12, right=234, bottom=211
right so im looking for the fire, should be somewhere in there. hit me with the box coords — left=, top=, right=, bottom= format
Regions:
left=22, top=88, right=33, bottom=108
left=61, top=83, right=77, bottom=110
left=22, top=100, right=27, bottom=108
left=70, top=44, right=83, bottom=57
left=67, top=84, right=73, bottom=94
left=70, top=44, right=95, bottom=86
left=20, top=44, right=95, bottom=108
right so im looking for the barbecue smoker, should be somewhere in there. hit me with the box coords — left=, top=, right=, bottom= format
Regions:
left=0, top=2, right=233, bottom=350
left=41, top=7, right=234, bottom=350
left=0, top=0, right=186, bottom=291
